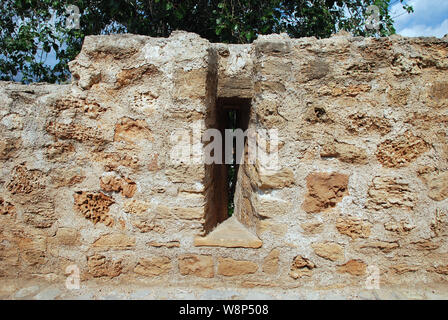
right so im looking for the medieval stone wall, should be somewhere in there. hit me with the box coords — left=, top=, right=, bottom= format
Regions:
left=0, top=31, right=447, bottom=289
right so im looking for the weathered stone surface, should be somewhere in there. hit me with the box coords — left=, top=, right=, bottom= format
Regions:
left=376, top=132, right=429, bottom=168
left=255, top=99, right=286, bottom=127
left=172, top=207, right=204, bottom=220
left=289, top=256, right=315, bottom=279
left=194, top=217, right=262, bottom=248
left=123, top=200, right=151, bottom=215
left=384, top=219, right=415, bottom=234
left=147, top=154, right=160, bottom=171
left=321, top=141, right=368, bottom=164
left=359, top=241, right=399, bottom=253
left=217, top=257, right=258, bottom=276
left=263, top=249, right=280, bottom=274
left=174, top=68, right=207, bottom=99
left=178, top=255, right=214, bottom=278
left=387, top=87, right=410, bottom=107
left=165, top=165, right=204, bottom=184
left=336, top=217, right=371, bottom=239
left=73, top=192, right=115, bottom=226
left=302, top=173, right=349, bottom=213
left=1, top=32, right=448, bottom=290
left=92, top=234, right=136, bottom=250
left=132, top=220, right=165, bottom=233
left=431, top=210, right=448, bottom=237
left=134, top=257, right=172, bottom=276
left=23, top=200, right=56, bottom=229
left=14, top=286, right=40, bottom=299
left=147, top=241, right=180, bottom=248
left=256, top=221, right=287, bottom=236
left=427, top=81, right=448, bottom=107
left=303, top=58, right=330, bottom=81
left=418, top=168, right=448, bottom=201
left=301, top=221, right=323, bottom=235
left=0, top=138, right=22, bottom=160
left=46, top=122, right=105, bottom=145
left=0, top=198, right=15, bottom=216
left=100, top=174, right=137, bottom=198
left=114, top=117, right=153, bottom=143
left=87, top=255, right=122, bottom=278
left=390, top=264, right=419, bottom=275
left=54, top=228, right=79, bottom=246
left=7, top=165, right=45, bottom=195
left=319, top=83, right=372, bottom=97
left=50, top=97, right=105, bottom=117
left=428, top=265, right=448, bottom=275
left=51, top=168, right=85, bottom=187
left=337, top=260, right=366, bottom=276
left=412, top=240, right=440, bottom=251
left=94, top=151, right=140, bottom=171
left=347, top=114, right=391, bottom=135
left=367, top=177, right=415, bottom=210
left=116, top=64, right=159, bottom=88
left=251, top=195, right=291, bottom=218
left=256, top=167, right=295, bottom=190
left=303, top=105, right=332, bottom=124
left=312, top=242, right=344, bottom=262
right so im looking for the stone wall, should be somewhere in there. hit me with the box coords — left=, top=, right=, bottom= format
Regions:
left=1, top=31, right=448, bottom=289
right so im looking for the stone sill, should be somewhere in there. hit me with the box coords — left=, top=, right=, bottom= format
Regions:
left=194, top=216, right=262, bottom=248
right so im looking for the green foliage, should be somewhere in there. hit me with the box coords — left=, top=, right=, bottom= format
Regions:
left=0, top=0, right=413, bottom=83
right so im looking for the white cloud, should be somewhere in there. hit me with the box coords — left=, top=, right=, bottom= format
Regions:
left=399, top=18, right=448, bottom=37
left=391, top=0, right=448, bottom=38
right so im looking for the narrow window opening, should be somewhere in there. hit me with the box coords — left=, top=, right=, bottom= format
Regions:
left=196, top=97, right=260, bottom=248
left=220, top=98, right=251, bottom=218
left=226, top=109, right=237, bottom=216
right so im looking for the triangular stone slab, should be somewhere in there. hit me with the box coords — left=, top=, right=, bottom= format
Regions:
left=194, top=216, right=262, bottom=248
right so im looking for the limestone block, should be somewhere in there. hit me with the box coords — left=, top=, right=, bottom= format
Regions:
left=375, top=132, right=429, bottom=168
left=336, top=217, right=371, bottom=239
left=217, top=257, right=258, bottom=276
left=337, top=260, right=366, bottom=276
left=312, top=242, right=344, bottom=262
left=178, top=254, right=214, bottom=278
left=302, top=172, right=349, bottom=213
left=263, top=249, right=280, bottom=274
left=92, top=234, right=136, bottom=250
left=367, top=177, right=415, bottom=210
left=134, top=257, right=172, bottom=276
left=289, top=256, right=315, bottom=279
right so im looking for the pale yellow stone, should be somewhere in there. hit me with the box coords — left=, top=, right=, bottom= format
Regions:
left=217, top=257, right=258, bottom=276
left=92, top=234, right=136, bottom=250
left=312, top=242, right=344, bottom=262
left=178, top=254, right=214, bottom=278
left=194, top=217, right=262, bottom=248
left=134, top=257, right=172, bottom=276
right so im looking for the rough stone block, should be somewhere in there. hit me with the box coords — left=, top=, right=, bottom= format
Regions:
left=302, top=172, right=349, bottom=213
left=92, top=234, right=136, bottom=250
left=289, top=256, right=315, bottom=279
left=217, top=257, right=258, bottom=276
left=312, top=242, right=344, bottom=262
left=337, top=260, right=367, bottom=276
left=178, top=254, right=214, bottom=278
left=134, top=257, right=172, bottom=276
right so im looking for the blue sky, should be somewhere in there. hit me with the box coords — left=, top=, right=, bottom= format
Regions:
left=391, top=0, right=448, bottom=37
